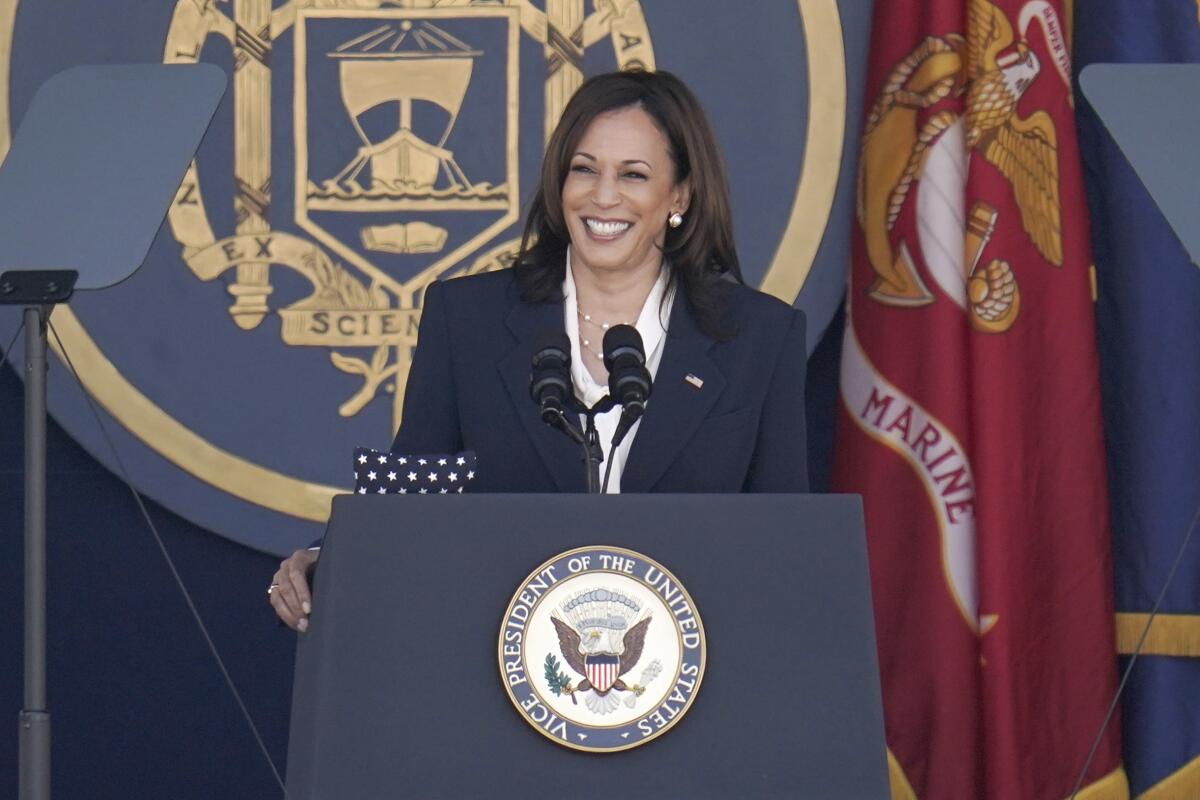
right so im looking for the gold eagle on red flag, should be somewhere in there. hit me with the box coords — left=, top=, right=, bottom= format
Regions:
left=857, top=0, right=1064, bottom=333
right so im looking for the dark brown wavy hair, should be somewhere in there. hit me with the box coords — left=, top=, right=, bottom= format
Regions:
left=513, top=69, right=744, bottom=339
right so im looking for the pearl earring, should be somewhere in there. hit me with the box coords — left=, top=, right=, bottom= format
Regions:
left=668, top=212, right=684, bottom=229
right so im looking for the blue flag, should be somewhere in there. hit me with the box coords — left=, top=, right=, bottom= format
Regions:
left=1075, top=2, right=1200, bottom=795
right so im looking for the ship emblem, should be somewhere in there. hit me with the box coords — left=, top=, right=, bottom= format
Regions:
left=163, top=0, right=655, bottom=429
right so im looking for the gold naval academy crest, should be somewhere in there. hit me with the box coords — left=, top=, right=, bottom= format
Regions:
left=500, top=545, right=705, bottom=752
left=0, top=1, right=849, bottom=534
left=164, top=0, right=657, bottom=434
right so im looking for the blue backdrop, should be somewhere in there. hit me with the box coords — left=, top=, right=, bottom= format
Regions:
left=1075, top=0, right=1200, bottom=794
left=0, top=1, right=867, bottom=795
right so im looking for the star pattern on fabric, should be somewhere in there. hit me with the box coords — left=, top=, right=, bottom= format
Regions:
left=353, top=448, right=478, bottom=496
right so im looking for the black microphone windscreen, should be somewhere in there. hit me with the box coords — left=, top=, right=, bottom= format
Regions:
left=602, top=324, right=645, bottom=369
left=603, top=324, right=652, bottom=406
left=529, top=330, right=573, bottom=415
left=532, top=330, right=572, bottom=367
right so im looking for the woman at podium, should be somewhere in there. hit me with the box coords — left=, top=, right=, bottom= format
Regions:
left=270, top=69, right=809, bottom=631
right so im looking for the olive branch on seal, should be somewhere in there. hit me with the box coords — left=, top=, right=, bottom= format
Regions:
left=544, top=653, right=575, bottom=701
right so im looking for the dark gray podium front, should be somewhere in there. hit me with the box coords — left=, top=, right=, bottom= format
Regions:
left=286, top=494, right=888, bottom=799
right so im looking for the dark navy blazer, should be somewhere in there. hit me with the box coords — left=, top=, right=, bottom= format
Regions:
left=391, top=269, right=808, bottom=493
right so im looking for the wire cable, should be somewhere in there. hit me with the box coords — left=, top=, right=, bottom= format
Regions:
left=0, top=316, right=26, bottom=377
left=1068, top=502, right=1200, bottom=799
left=46, top=317, right=289, bottom=798
left=600, top=437, right=617, bottom=494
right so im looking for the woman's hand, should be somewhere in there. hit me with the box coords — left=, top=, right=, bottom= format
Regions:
left=269, top=549, right=319, bottom=632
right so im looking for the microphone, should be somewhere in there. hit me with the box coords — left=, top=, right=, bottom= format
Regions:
left=603, top=324, right=652, bottom=449
left=529, top=331, right=602, bottom=491
left=529, top=331, right=573, bottom=427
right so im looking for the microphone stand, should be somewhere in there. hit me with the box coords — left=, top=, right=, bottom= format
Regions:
left=544, top=396, right=613, bottom=494
left=579, top=399, right=613, bottom=494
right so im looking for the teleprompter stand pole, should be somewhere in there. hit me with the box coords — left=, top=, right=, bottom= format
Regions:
left=0, top=63, right=226, bottom=800
left=19, top=304, right=50, bottom=800
left=1, top=270, right=78, bottom=800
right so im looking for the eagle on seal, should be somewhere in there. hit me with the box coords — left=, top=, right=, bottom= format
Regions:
left=552, top=616, right=650, bottom=693
left=551, top=614, right=654, bottom=714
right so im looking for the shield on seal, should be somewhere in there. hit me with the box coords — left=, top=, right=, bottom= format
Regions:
left=294, top=7, right=520, bottom=297
left=585, top=654, right=620, bottom=694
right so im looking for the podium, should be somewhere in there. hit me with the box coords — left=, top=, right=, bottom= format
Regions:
left=286, top=493, right=889, bottom=799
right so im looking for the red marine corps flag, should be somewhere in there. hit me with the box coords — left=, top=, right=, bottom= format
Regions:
left=831, top=0, right=1127, bottom=797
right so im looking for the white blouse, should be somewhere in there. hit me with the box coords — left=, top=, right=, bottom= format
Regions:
left=562, top=251, right=674, bottom=493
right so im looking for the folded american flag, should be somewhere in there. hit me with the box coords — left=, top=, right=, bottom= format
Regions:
left=353, top=448, right=478, bottom=495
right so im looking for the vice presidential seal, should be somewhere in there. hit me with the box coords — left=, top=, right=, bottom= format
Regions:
left=499, top=546, right=705, bottom=752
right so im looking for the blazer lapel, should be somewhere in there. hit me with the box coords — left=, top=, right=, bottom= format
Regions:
left=621, top=295, right=725, bottom=492
left=496, top=289, right=587, bottom=493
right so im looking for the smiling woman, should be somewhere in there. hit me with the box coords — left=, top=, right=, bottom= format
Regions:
left=560, top=105, right=691, bottom=381
left=270, top=70, right=811, bottom=632
left=516, top=70, right=741, bottom=348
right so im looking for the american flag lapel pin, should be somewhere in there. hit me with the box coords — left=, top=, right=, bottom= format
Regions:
left=684, top=373, right=704, bottom=389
